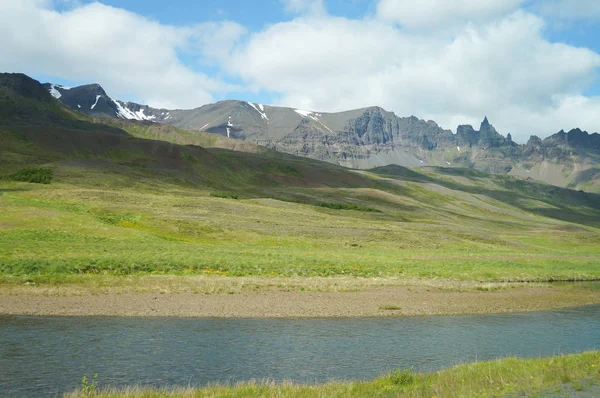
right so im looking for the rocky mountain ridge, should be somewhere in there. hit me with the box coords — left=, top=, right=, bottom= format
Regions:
left=42, top=82, right=172, bottom=122
left=38, top=77, right=600, bottom=192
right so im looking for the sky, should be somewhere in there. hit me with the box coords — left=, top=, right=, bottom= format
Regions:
left=2, top=0, right=600, bottom=142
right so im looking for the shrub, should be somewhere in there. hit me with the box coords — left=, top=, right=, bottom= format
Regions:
left=210, top=192, right=239, bottom=199
left=7, top=167, right=53, bottom=184
left=379, top=305, right=401, bottom=310
left=316, top=201, right=381, bottom=212
left=80, top=373, right=98, bottom=397
left=389, top=368, right=416, bottom=386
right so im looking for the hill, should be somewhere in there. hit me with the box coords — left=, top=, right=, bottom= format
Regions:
left=1, top=73, right=599, bottom=282
left=43, top=79, right=600, bottom=193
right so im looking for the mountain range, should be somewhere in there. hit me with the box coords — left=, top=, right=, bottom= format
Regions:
left=29, top=78, right=600, bottom=193
left=3, top=72, right=600, bottom=286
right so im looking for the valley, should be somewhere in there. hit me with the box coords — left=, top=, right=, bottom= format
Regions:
left=2, top=73, right=600, bottom=289
left=1, top=72, right=600, bottom=397
left=4, top=0, right=600, bottom=395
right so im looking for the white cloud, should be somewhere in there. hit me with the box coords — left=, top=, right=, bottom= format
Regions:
left=534, top=0, right=600, bottom=20
left=376, top=0, right=526, bottom=29
left=0, top=0, right=244, bottom=108
left=225, top=8, right=600, bottom=141
left=2, top=0, right=600, bottom=141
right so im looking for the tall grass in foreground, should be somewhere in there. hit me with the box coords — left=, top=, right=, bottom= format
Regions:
left=65, top=351, right=600, bottom=397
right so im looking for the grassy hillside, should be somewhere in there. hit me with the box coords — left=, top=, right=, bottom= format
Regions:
left=1, top=74, right=600, bottom=283
left=102, top=118, right=267, bottom=154
left=2, top=155, right=600, bottom=282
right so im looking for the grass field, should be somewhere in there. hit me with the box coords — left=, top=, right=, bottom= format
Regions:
left=65, top=351, right=600, bottom=397
left=1, top=158, right=599, bottom=284
left=1, top=74, right=600, bottom=285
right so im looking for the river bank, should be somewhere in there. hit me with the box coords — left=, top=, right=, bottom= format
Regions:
left=63, top=351, right=600, bottom=398
left=1, top=277, right=599, bottom=317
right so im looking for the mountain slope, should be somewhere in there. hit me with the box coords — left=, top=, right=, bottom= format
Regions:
left=43, top=79, right=600, bottom=193
left=3, top=74, right=377, bottom=192
left=42, top=82, right=172, bottom=121
left=2, top=73, right=600, bottom=282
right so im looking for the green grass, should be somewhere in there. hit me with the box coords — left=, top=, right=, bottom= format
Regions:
left=64, top=351, right=600, bottom=397
left=1, top=83, right=600, bottom=283
left=1, top=159, right=599, bottom=282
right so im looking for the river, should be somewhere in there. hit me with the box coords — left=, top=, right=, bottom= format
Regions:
left=1, top=304, right=599, bottom=397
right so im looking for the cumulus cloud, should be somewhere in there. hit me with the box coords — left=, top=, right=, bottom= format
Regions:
left=2, top=0, right=600, bottom=140
left=0, top=0, right=245, bottom=108
left=228, top=7, right=600, bottom=141
left=376, top=0, right=526, bottom=29
left=534, top=0, right=600, bottom=20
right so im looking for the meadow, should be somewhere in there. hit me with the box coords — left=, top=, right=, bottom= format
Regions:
left=2, top=74, right=600, bottom=398
left=1, top=155, right=599, bottom=285
left=1, top=77, right=600, bottom=286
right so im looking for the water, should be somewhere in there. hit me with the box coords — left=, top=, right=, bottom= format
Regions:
left=1, top=305, right=599, bottom=397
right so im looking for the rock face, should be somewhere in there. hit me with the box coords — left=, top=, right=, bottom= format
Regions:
left=41, top=83, right=172, bottom=121
left=42, top=83, right=115, bottom=115
left=456, top=117, right=509, bottom=148
left=41, top=78, right=600, bottom=192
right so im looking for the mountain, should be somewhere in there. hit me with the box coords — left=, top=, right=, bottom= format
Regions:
left=3, top=73, right=600, bottom=286
left=42, top=80, right=600, bottom=193
left=42, top=82, right=171, bottom=121
left=2, top=73, right=376, bottom=192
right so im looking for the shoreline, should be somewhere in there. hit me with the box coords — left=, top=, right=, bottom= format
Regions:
left=2, top=279, right=599, bottom=317
left=62, top=352, right=600, bottom=398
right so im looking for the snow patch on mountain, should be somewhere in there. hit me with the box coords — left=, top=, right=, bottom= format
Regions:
left=135, top=109, right=155, bottom=120
left=295, top=109, right=313, bottom=118
left=247, top=102, right=269, bottom=121
left=295, top=110, right=332, bottom=133
left=114, top=100, right=137, bottom=119
left=113, top=100, right=156, bottom=121
left=49, top=85, right=62, bottom=99
left=91, top=95, right=101, bottom=110
left=48, top=84, right=70, bottom=99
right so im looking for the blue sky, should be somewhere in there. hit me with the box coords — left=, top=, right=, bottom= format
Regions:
left=4, top=0, right=600, bottom=140
left=60, top=0, right=376, bottom=28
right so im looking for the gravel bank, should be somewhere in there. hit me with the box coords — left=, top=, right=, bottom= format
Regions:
left=1, top=284, right=599, bottom=317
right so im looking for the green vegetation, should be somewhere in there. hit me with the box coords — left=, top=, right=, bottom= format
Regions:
left=103, top=118, right=266, bottom=154
left=1, top=149, right=599, bottom=282
left=210, top=192, right=239, bottom=199
left=80, top=374, right=98, bottom=397
left=1, top=161, right=599, bottom=282
left=6, top=167, right=52, bottom=184
left=65, top=351, right=600, bottom=397
left=379, top=305, right=402, bottom=311
left=1, top=79, right=600, bottom=284
left=316, top=201, right=381, bottom=212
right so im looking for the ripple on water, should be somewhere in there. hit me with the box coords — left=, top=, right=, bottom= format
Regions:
left=0, top=305, right=599, bottom=397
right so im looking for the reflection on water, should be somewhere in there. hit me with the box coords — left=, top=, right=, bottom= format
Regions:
left=1, top=305, right=599, bottom=397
